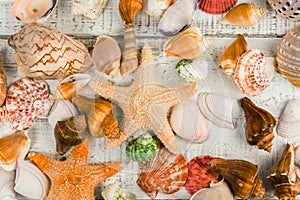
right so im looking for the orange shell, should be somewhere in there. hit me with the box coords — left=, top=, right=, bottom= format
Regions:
left=0, top=56, right=6, bottom=106
left=119, top=0, right=143, bottom=24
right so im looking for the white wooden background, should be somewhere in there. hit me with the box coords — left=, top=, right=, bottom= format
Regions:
left=1, top=0, right=300, bottom=199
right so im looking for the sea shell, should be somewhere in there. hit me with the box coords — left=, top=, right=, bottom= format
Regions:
left=0, top=130, right=30, bottom=171
left=221, top=3, right=267, bottom=27
left=158, top=0, right=197, bottom=36
left=119, top=0, right=143, bottom=24
left=163, top=27, right=211, bottom=59
left=295, top=145, right=300, bottom=167
left=198, top=0, right=238, bottom=14
left=12, top=0, right=57, bottom=23
left=102, top=183, right=136, bottom=200
left=185, top=156, right=219, bottom=195
left=0, top=107, right=23, bottom=138
left=142, top=0, right=173, bottom=16
left=268, top=144, right=300, bottom=200
left=71, top=0, right=109, bottom=20
left=240, top=97, right=276, bottom=153
left=92, top=35, right=121, bottom=77
left=190, top=178, right=235, bottom=200
left=54, top=115, right=88, bottom=155
left=234, top=49, right=274, bottom=96
left=277, top=26, right=300, bottom=86
left=8, top=23, right=92, bottom=79
left=268, top=0, right=300, bottom=21
left=197, top=92, right=235, bottom=130
left=170, top=99, right=209, bottom=143
left=126, top=133, right=158, bottom=162
left=14, top=159, right=50, bottom=200
left=210, top=158, right=266, bottom=199
left=0, top=168, right=16, bottom=199
left=137, top=147, right=188, bottom=199
left=220, top=34, right=248, bottom=76
left=0, top=56, right=7, bottom=107
left=175, top=59, right=208, bottom=83
left=53, top=73, right=91, bottom=100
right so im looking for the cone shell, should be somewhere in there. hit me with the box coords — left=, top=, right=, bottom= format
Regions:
left=137, top=147, right=188, bottom=199
left=119, top=0, right=143, bottom=24
left=142, top=0, right=173, bottom=16
left=220, top=34, right=248, bottom=76
left=8, top=23, right=92, bottom=79
left=198, top=0, right=237, bottom=14
left=210, top=158, right=266, bottom=199
left=71, top=0, right=109, bottom=20
left=268, top=0, right=300, bottom=21
left=221, top=3, right=267, bottom=27
left=0, top=168, right=16, bottom=199
left=0, top=56, right=7, bottom=107
left=240, top=97, right=276, bottom=152
left=163, top=27, right=211, bottom=59
left=185, top=156, right=219, bottom=195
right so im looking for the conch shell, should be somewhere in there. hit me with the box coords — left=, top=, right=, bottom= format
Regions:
left=240, top=97, right=276, bottom=152
left=119, top=0, right=143, bottom=24
left=8, top=23, right=92, bottom=79
left=0, top=56, right=7, bottom=106
left=210, top=158, right=266, bottom=199
left=221, top=3, right=267, bottom=27
left=71, top=0, right=109, bottom=20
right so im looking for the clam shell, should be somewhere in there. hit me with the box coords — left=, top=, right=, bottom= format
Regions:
left=71, top=0, right=109, bottom=20
left=102, top=183, right=136, bottom=200
left=0, top=168, right=16, bottom=199
left=163, top=27, right=211, bottom=59
left=170, top=99, right=209, bottom=143
left=175, top=59, right=208, bottom=83
left=12, top=0, right=57, bottom=23
left=185, top=156, right=219, bottom=195
left=14, top=159, right=50, bottom=200
left=92, top=35, right=121, bottom=77
left=119, top=0, right=143, bottom=24
left=8, top=23, right=92, bottom=79
left=197, top=92, right=234, bottom=130
left=221, top=3, right=267, bottom=27
left=198, top=0, right=238, bottom=14
left=0, top=56, right=7, bottom=107
left=137, top=147, right=188, bottom=199
left=158, top=0, right=197, bottom=36
left=268, top=0, right=300, bottom=21
left=142, top=0, right=173, bottom=16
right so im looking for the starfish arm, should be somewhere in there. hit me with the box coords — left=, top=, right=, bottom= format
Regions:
left=88, top=80, right=123, bottom=101
left=68, top=140, right=89, bottom=165
left=121, top=109, right=140, bottom=138
left=87, top=162, right=123, bottom=185
left=170, top=83, right=198, bottom=104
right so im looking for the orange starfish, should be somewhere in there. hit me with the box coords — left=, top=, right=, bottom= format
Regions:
left=89, top=45, right=197, bottom=154
left=28, top=140, right=123, bottom=200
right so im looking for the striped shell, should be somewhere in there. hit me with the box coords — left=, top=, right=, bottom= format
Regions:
left=198, top=0, right=237, bottom=14
left=268, top=0, right=300, bottom=21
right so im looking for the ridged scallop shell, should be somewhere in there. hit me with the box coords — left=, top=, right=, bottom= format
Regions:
left=197, top=92, right=235, bottom=130
left=14, top=159, right=50, bottom=200
left=185, top=156, right=219, bottom=195
left=170, top=100, right=209, bottom=143
left=142, top=0, right=173, bottom=16
left=12, top=0, right=57, bottom=23
left=119, top=0, right=143, bottom=24
left=221, top=3, right=267, bottom=27
left=0, top=168, right=16, bottom=199
left=8, top=23, right=92, bottom=79
left=137, top=147, right=188, bottom=199
left=268, top=0, right=300, bottom=21
left=163, top=27, right=211, bottom=59
left=198, top=0, right=238, bottom=14
left=158, top=0, right=197, bottom=36
left=175, top=59, right=208, bottom=83
left=277, top=26, right=300, bottom=86
left=71, top=0, right=109, bottom=20
left=102, top=183, right=136, bottom=200
left=0, top=56, right=7, bottom=107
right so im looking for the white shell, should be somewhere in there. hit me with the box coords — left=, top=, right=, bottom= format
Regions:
left=197, top=92, right=235, bottom=130
left=277, top=99, right=300, bottom=138
left=71, top=0, right=109, bottom=20
left=170, top=99, right=209, bottom=143
left=0, top=168, right=16, bottom=200
left=175, top=59, right=208, bottom=83
left=0, top=107, right=25, bottom=138
left=142, top=0, right=173, bottom=16
left=47, top=99, right=79, bottom=128
left=102, top=183, right=136, bottom=200
left=14, top=159, right=50, bottom=200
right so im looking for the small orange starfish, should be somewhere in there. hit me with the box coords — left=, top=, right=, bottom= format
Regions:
left=28, top=140, right=123, bottom=200
left=89, top=45, right=197, bottom=154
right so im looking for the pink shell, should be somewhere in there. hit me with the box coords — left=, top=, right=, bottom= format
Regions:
left=234, top=49, right=270, bottom=96
left=137, top=148, right=188, bottom=199
left=198, top=0, right=237, bottom=14
left=185, top=155, right=219, bottom=195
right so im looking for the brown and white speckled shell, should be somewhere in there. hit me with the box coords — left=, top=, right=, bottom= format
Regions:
left=268, top=0, right=300, bottom=21
left=8, top=23, right=92, bottom=79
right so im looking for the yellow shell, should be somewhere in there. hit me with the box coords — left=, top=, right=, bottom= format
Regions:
left=119, top=0, right=143, bottom=24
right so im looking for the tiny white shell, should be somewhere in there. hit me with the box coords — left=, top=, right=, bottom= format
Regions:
left=71, top=0, right=109, bottom=20
left=102, top=183, right=136, bottom=200
left=175, top=59, right=208, bottom=83
left=0, top=168, right=16, bottom=200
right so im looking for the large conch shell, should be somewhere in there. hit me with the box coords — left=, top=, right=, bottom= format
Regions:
left=8, top=23, right=92, bottom=79
left=0, top=168, right=16, bottom=199
left=268, top=0, right=300, bottom=21
left=0, top=56, right=7, bottom=107
left=71, top=0, right=109, bottom=20
left=198, top=0, right=237, bottom=14
left=240, top=97, right=276, bottom=152
left=210, top=158, right=266, bottom=199
left=142, top=0, right=173, bottom=16
left=221, top=3, right=267, bottom=27
left=268, top=144, right=300, bottom=200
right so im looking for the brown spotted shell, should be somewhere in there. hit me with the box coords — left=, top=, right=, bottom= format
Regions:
left=268, top=0, right=300, bottom=21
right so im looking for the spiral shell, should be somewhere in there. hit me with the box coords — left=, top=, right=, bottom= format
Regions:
left=268, top=0, right=300, bottom=21
left=119, top=0, right=143, bottom=24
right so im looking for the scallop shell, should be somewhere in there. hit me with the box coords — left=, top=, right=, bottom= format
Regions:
left=71, top=0, right=109, bottom=20
left=221, top=3, right=267, bottom=27
left=0, top=56, right=7, bottom=107
left=175, top=59, right=208, bottom=83
left=142, top=0, right=173, bottom=16
left=14, top=159, right=50, bottom=200
left=185, top=156, right=219, bottom=195
left=137, top=147, right=188, bottom=199
left=198, top=0, right=238, bottom=14
left=102, top=183, right=136, bottom=200
left=158, top=0, right=197, bottom=36
left=12, top=0, right=57, bottom=23
left=92, top=35, right=121, bottom=77
left=119, top=0, right=143, bottom=24
left=163, top=27, right=211, bottom=59
left=268, top=0, right=300, bottom=21
left=0, top=168, right=16, bottom=199
left=197, top=92, right=235, bottom=130
left=170, top=99, right=209, bottom=143
left=8, top=23, right=92, bottom=79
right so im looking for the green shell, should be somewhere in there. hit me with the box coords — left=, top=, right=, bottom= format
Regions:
left=175, top=59, right=204, bottom=83
left=126, top=133, right=158, bottom=162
